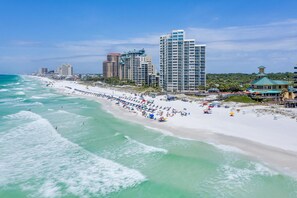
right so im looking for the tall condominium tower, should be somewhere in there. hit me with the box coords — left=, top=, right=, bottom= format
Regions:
left=120, top=49, right=155, bottom=85
left=57, top=64, right=73, bottom=76
left=294, top=65, right=297, bottom=89
left=103, top=53, right=121, bottom=78
left=38, top=67, right=48, bottom=75
left=160, top=30, right=206, bottom=92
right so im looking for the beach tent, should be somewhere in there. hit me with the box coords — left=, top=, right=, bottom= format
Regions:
left=147, top=99, right=154, bottom=103
left=159, top=117, right=167, bottom=122
left=210, top=101, right=221, bottom=107
left=203, top=102, right=208, bottom=106
left=166, top=95, right=176, bottom=101
left=212, top=101, right=221, bottom=105
left=149, top=113, right=154, bottom=119
left=204, top=109, right=212, bottom=114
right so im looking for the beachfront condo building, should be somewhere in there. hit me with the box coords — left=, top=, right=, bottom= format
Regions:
left=294, top=66, right=297, bottom=89
left=57, top=64, right=73, bottom=76
left=103, top=53, right=121, bottom=78
left=119, top=49, right=157, bottom=86
left=160, top=30, right=206, bottom=92
left=38, top=67, right=48, bottom=75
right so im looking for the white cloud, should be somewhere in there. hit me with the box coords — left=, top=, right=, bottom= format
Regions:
left=186, top=19, right=297, bottom=72
left=11, top=40, right=42, bottom=47
left=187, top=19, right=297, bottom=51
left=1, top=19, right=297, bottom=73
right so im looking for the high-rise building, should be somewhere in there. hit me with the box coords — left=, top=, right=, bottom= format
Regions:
left=38, top=67, right=48, bottom=75
left=294, top=66, right=297, bottom=89
left=160, top=30, right=206, bottom=92
left=119, top=49, right=156, bottom=86
left=103, top=53, right=121, bottom=78
left=57, top=64, right=73, bottom=76
left=137, top=55, right=155, bottom=85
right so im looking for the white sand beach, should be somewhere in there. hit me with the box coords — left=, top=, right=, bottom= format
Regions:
left=34, top=76, right=297, bottom=177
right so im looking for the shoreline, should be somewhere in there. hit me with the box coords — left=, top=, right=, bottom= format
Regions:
left=85, top=93, right=297, bottom=178
left=30, top=76, right=297, bottom=178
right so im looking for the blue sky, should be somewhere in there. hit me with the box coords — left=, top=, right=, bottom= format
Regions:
left=0, top=0, right=297, bottom=74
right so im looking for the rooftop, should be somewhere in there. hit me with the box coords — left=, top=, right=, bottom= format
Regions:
left=248, top=89, right=282, bottom=94
left=251, top=77, right=289, bottom=86
left=108, top=53, right=121, bottom=56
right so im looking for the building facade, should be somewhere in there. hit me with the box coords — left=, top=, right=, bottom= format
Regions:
left=248, top=66, right=290, bottom=100
left=294, top=66, right=297, bottom=89
left=119, top=49, right=156, bottom=86
left=38, top=68, right=48, bottom=75
left=160, top=30, right=206, bottom=92
left=57, top=64, right=73, bottom=76
left=103, top=53, right=121, bottom=78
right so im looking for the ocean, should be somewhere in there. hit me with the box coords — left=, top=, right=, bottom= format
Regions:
left=1, top=74, right=297, bottom=198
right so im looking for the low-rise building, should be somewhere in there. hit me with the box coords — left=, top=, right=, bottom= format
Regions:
left=248, top=66, right=291, bottom=100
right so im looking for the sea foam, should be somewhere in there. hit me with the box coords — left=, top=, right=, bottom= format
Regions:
left=3, top=110, right=41, bottom=121
left=30, top=96, right=45, bottom=99
left=15, top=91, right=25, bottom=95
left=197, top=157, right=279, bottom=197
left=12, top=87, right=24, bottom=91
left=56, top=109, right=90, bottom=120
left=0, top=111, right=146, bottom=197
left=0, top=88, right=8, bottom=92
left=124, top=135, right=168, bottom=155
left=13, top=102, right=43, bottom=107
left=104, top=134, right=168, bottom=158
left=208, top=142, right=246, bottom=154
left=0, top=97, right=24, bottom=104
left=145, top=126, right=174, bottom=136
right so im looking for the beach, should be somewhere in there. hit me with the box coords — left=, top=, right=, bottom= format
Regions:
left=34, top=76, right=297, bottom=177
left=2, top=74, right=297, bottom=197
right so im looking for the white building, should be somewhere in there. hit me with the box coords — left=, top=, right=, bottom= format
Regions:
left=137, top=56, right=155, bottom=85
left=38, top=67, right=48, bottom=75
left=57, top=64, right=73, bottom=76
left=160, top=30, right=206, bottom=92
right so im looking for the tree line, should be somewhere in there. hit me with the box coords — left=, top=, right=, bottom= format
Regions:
left=81, top=72, right=294, bottom=92
left=205, top=72, right=294, bottom=92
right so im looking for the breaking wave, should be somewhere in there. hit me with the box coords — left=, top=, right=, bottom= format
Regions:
left=0, top=111, right=146, bottom=197
left=15, top=91, right=25, bottom=96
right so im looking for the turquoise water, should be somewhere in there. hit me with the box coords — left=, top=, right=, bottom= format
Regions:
left=1, top=74, right=297, bottom=198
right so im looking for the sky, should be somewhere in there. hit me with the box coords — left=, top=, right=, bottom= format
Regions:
left=0, top=0, right=297, bottom=74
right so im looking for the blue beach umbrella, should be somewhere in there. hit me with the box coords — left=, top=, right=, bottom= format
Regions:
left=149, top=113, right=154, bottom=119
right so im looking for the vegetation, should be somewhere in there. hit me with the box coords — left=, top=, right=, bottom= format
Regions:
left=224, top=95, right=257, bottom=103
left=81, top=76, right=136, bottom=86
left=81, top=75, right=102, bottom=82
left=103, top=77, right=135, bottom=86
left=81, top=72, right=294, bottom=93
left=206, top=72, right=294, bottom=92
left=133, top=85, right=161, bottom=93
left=81, top=76, right=161, bottom=93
